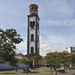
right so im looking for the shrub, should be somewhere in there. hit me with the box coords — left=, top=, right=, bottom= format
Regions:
left=58, top=70, right=65, bottom=73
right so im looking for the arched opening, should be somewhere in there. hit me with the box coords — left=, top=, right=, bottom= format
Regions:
left=30, top=21, right=35, bottom=29
left=30, top=21, right=32, bottom=26
left=35, top=7, right=36, bottom=9
left=31, top=34, right=34, bottom=41
left=32, top=7, right=33, bottom=9
left=33, top=21, right=35, bottom=26
left=31, top=47, right=34, bottom=54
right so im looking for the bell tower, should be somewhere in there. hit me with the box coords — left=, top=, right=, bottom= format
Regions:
left=27, top=4, right=40, bottom=59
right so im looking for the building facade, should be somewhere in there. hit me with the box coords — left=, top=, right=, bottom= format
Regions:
left=27, top=4, right=40, bottom=59
left=67, top=47, right=75, bottom=53
left=0, top=53, right=27, bottom=69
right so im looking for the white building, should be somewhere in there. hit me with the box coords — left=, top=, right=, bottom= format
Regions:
left=0, top=53, right=27, bottom=69
left=67, top=47, right=75, bottom=53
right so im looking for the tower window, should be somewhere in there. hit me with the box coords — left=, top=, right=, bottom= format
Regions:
left=35, top=7, right=36, bottom=9
left=30, top=21, right=32, bottom=26
left=31, top=47, right=34, bottom=54
left=31, top=34, right=34, bottom=41
left=33, top=21, right=35, bottom=25
left=30, top=21, right=35, bottom=29
left=32, top=7, right=33, bottom=9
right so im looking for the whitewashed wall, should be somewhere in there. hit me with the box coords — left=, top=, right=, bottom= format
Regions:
left=68, top=47, right=71, bottom=53
left=68, top=47, right=75, bottom=53
left=0, top=62, right=26, bottom=69
left=0, top=62, right=13, bottom=69
left=0, top=56, right=28, bottom=69
left=29, top=29, right=35, bottom=41
left=29, top=29, right=36, bottom=54
left=29, top=42, right=35, bottom=54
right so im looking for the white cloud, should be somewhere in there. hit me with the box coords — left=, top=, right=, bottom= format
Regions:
left=39, top=0, right=74, bottom=19
left=16, top=36, right=27, bottom=53
left=40, top=36, right=55, bottom=56
left=16, top=41, right=27, bottom=51
left=42, top=19, right=75, bottom=26
left=22, top=52, right=27, bottom=55
left=40, top=30, right=75, bottom=53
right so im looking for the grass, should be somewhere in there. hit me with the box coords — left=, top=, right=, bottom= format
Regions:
left=0, top=67, right=75, bottom=75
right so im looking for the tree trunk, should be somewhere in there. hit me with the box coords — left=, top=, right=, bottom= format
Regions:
left=26, top=65, right=28, bottom=75
left=50, top=64, right=54, bottom=73
left=50, top=64, right=52, bottom=70
left=73, top=63, right=74, bottom=68
left=16, top=64, right=17, bottom=72
left=38, top=64, right=39, bottom=69
left=53, top=65, right=57, bottom=75
left=64, top=64, right=65, bottom=69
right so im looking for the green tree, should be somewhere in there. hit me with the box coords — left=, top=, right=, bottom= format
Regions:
left=30, top=56, right=36, bottom=68
left=45, top=52, right=60, bottom=75
left=0, top=28, right=23, bottom=63
left=66, top=53, right=75, bottom=72
left=30, top=56, right=43, bottom=68
left=66, top=52, right=75, bottom=68
left=38, top=56, right=44, bottom=66
left=57, top=54, right=68, bottom=69
left=8, top=58, right=19, bottom=72
left=18, top=57, right=30, bottom=75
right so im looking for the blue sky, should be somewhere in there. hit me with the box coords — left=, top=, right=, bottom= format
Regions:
left=0, top=0, right=75, bottom=56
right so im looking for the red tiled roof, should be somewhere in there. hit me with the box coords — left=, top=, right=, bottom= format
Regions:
left=15, top=53, right=27, bottom=57
left=47, top=51, right=69, bottom=55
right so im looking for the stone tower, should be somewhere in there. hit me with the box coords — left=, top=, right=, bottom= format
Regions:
left=27, top=4, right=40, bottom=59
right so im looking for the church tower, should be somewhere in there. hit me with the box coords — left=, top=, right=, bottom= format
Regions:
left=27, top=4, right=40, bottom=59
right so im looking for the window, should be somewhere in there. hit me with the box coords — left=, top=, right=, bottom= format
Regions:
left=35, top=7, right=36, bottom=9
left=31, top=34, right=34, bottom=41
left=29, top=17, right=36, bottom=28
left=31, top=47, right=34, bottom=54
left=30, top=21, right=35, bottom=29
left=33, top=21, right=35, bottom=25
left=32, top=7, right=33, bottom=9
left=30, top=21, right=32, bottom=26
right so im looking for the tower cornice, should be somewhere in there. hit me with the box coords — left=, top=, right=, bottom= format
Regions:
left=27, top=14, right=40, bottom=20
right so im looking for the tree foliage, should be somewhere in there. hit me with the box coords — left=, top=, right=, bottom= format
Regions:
left=18, top=57, right=30, bottom=65
left=8, top=58, right=19, bottom=72
left=8, top=58, right=19, bottom=66
left=66, top=52, right=75, bottom=65
left=45, top=52, right=60, bottom=75
left=0, top=28, right=23, bottom=63
left=30, top=56, right=43, bottom=67
left=18, top=57, right=30, bottom=75
left=45, top=52, right=60, bottom=65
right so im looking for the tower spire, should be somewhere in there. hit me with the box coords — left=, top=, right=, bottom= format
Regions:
left=29, top=4, right=38, bottom=15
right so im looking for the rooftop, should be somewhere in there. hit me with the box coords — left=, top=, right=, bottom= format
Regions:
left=47, top=51, right=69, bottom=55
left=15, top=53, right=27, bottom=57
